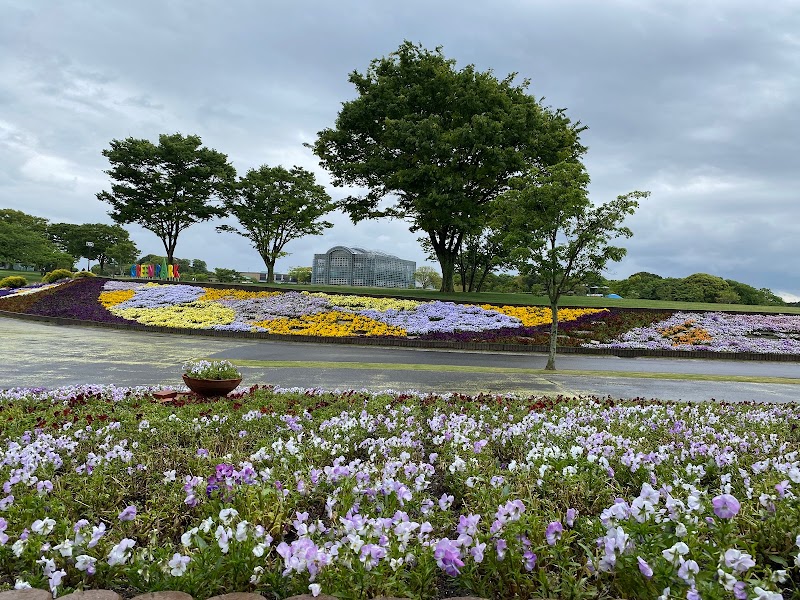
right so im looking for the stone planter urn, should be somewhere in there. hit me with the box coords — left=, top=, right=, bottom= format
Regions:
left=182, top=375, right=242, bottom=397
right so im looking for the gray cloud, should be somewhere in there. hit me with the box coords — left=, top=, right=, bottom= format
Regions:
left=1, top=0, right=798, bottom=296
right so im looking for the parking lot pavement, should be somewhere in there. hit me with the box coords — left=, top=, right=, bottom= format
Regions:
left=2, top=317, right=799, bottom=402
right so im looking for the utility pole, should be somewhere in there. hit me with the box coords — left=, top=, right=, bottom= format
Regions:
left=85, top=241, right=94, bottom=271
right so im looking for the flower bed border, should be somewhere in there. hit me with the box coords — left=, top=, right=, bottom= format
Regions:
left=3, top=305, right=800, bottom=363
left=3, top=276, right=799, bottom=361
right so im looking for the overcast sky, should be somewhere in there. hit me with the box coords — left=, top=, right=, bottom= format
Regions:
left=2, top=1, right=799, bottom=297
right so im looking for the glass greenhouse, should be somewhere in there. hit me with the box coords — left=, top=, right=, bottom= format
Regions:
left=312, top=246, right=416, bottom=288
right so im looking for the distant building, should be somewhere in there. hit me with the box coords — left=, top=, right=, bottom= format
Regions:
left=312, top=246, right=415, bottom=288
left=240, top=272, right=296, bottom=283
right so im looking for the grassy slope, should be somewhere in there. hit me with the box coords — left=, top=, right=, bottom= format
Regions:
left=0, top=268, right=42, bottom=284
left=244, top=281, right=800, bottom=314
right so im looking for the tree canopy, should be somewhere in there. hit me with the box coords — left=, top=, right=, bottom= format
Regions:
left=504, top=160, right=648, bottom=369
left=0, top=210, right=72, bottom=272
left=609, top=272, right=785, bottom=306
left=288, top=266, right=312, bottom=284
left=97, top=133, right=237, bottom=265
left=312, top=41, right=582, bottom=292
left=217, top=165, right=334, bottom=283
left=414, top=266, right=442, bottom=290
left=48, top=223, right=137, bottom=274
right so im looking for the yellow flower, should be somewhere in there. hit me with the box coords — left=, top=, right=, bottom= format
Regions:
left=198, top=288, right=282, bottom=302
left=480, top=305, right=608, bottom=327
left=311, top=293, right=420, bottom=312
left=99, top=289, right=136, bottom=308
left=110, top=301, right=236, bottom=328
left=253, top=311, right=407, bottom=337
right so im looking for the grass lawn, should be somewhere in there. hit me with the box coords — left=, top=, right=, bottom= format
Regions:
left=0, top=268, right=42, bottom=284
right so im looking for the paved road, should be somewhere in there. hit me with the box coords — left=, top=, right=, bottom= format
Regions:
left=2, top=317, right=799, bottom=402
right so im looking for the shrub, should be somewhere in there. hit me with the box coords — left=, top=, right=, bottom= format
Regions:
left=0, top=275, right=28, bottom=288
left=42, top=269, right=76, bottom=283
left=73, top=270, right=96, bottom=278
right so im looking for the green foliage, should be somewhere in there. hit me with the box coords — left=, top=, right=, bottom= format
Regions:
left=0, top=208, right=49, bottom=233
left=458, top=202, right=518, bottom=292
left=218, top=165, right=334, bottom=283
left=97, top=133, right=237, bottom=264
left=288, top=266, right=312, bottom=284
left=504, top=159, right=648, bottom=369
left=213, top=268, right=241, bottom=283
left=48, top=222, right=138, bottom=274
left=42, top=269, right=75, bottom=283
left=137, top=253, right=164, bottom=265
left=609, top=273, right=786, bottom=307
left=0, top=211, right=72, bottom=272
left=0, top=269, right=42, bottom=283
left=72, top=270, right=96, bottom=278
left=190, top=259, right=209, bottom=274
left=420, top=199, right=517, bottom=293
left=414, top=266, right=442, bottom=290
left=0, top=275, right=28, bottom=288
left=312, top=41, right=582, bottom=292
left=479, top=272, right=537, bottom=294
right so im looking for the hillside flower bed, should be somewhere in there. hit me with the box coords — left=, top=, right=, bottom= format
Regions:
left=41, top=279, right=609, bottom=339
left=0, top=281, right=65, bottom=300
left=589, top=311, right=800, bottom=354
left=0, top=386, right=798, bottom=599
left=6, top=279, right=800, bottom=355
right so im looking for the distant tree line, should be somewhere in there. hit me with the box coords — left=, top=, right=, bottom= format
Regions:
left=0, top=209, right=138, bottom=275
left=608, top=272, right=785, bottom=306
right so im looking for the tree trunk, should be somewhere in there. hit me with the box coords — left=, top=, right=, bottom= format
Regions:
left=429, top=231, right=460, bottom=293
left=546, top=301, right=559, bottom=370
left=476, top=265, right=492, bottom=293
left=266, top=260, right=276, bottom=284
left=163, top=238, right=176, bottom=267
left=437, top=251, right=456, bottom=292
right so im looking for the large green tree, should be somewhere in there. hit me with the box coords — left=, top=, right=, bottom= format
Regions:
left=217, top=165, right=334, bottom=283
left=49, top=223, right=137, bottom=274
left=504, top=160, right=648, bottom=369
left=311, top=41, right=581, bottom=292
left=0, top=210, right=72, bottom=272
left=97, top=133, right=237, bottom=265
left=0, top=209, right=49, bottom=234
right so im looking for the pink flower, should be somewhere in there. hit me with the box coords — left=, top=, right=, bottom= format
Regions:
left=712, top=494, right=741, bottom=519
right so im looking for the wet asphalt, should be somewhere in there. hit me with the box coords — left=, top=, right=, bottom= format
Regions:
left=2, top=316, right=799, bottom=402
